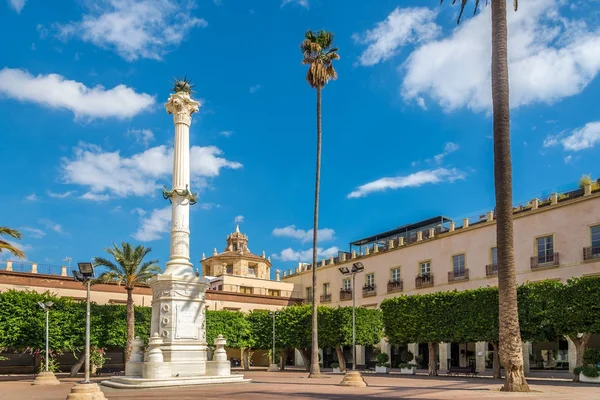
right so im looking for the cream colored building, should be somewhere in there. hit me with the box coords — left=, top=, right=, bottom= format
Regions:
left=283, top=183, right=600, bottom=373
left=200, top=225, right=297, bottom=299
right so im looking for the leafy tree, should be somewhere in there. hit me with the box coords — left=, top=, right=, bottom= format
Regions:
left=555, top=276, right=600, bottom=370
left=206, top=310, right=253, bottom=369
left=93, top=242, right=161, bottom=362
left=440, top=0, right=528, bottom=392
left=277, top=304, right=312, bottom=370
left=452, top=288, right=500, bottom=378
left=0, top=226, right=25, bottom=258
left=300, top=29, right=340, bottom=378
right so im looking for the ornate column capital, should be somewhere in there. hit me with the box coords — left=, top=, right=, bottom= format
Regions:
left=165, top=92, right=201, bottom=126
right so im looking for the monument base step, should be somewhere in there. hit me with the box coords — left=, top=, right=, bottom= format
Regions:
left=100, top=374, right=250, bottom=389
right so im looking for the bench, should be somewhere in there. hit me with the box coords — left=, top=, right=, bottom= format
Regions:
left=447, top=366, right=478, bottom=377
left=96, top=367, right=124, bottom=376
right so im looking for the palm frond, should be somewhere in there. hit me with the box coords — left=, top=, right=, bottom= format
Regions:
left=0, top=240, right=25, bottom=258
left=93, top=242, right=160, bottom=290
left=0, top=227, right=22, bottom=240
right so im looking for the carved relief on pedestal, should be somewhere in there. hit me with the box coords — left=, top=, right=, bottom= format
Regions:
left=153, top=282, right=207, bottom=301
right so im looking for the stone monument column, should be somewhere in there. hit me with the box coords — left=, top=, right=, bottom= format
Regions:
left=145, top=89, right=210, bottom=378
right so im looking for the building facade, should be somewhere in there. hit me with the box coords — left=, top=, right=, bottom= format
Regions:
left=283, top=184, right=600, bottom=373
left=200, top=225, right=298, bottom=299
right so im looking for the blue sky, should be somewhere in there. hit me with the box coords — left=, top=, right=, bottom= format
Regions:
left=1, top=0, right=599, bottom=277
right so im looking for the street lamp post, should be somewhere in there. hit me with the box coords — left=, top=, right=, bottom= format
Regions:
left=73, top=262, right=95, bottom=384
left=337, top=262, right=367, bottom=387
left=32, top=302, right=59, bottom=386
left=38, top=301, right=54, bottom=371
left=267, top=311, right=280, bottom=372
left=66, top=262, right=107, bottom=399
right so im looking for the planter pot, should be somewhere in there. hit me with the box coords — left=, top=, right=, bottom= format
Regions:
left=400, top=367, right=416, bottom=375
left=579, top=372, right=600, bottom=384
left=375, top=366, right=388, bottom=374
left=332, top=367, right=341, bottom=373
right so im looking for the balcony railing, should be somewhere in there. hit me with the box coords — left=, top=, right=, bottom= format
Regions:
left=448, top=268, right=469, bottom=282
left=340, top=289, right=353, bottom=301
left=320, top=293, right=332, bottom=303
left=530, top=253, right=560, bottom=269
left=362, top=284, right=376, bottom=297
left=387, top=280, right=403, bottom=293
left=583, top=246, right=600, bottom=261
left=415, top=274, right=434, bottom=289
left=485, top=264, right=498, bottom=276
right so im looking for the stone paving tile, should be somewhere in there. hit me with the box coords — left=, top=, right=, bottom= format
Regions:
left=0, top=371, right=598, bottom=400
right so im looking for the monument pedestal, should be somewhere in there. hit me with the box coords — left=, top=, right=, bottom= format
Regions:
left=146, top=274, right=209, bottom=377
left=32, top=371, right=60, bottom=385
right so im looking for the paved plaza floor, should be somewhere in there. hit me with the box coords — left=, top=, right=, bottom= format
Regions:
left=1, top=371, right=598, bottom=400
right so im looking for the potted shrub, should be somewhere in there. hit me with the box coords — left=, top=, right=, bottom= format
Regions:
left=331, top=362, right=341, bottom=373
left=578, top=348, right=600, bottom=384
left=398, top=362, right=417, bottom=375
left=375, top=353, right=390, bottom=373
left=398, top=349, right=416, bottom=375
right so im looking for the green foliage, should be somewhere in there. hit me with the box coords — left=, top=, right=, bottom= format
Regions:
left=399, top=349, right=414, bottom=363
left=583, top=348, right=600, bottom=366
left=206, top=310, right=252, bottom=349
left=579, top=174, right=593, bottom=188
left=574, top=366, right=584, bottom=375
left=557, top=276, right=600, bottom=338
left=517, top=280, right=563, bottom=342
left=93, top=242, right=161, bottom=289
left=246, top=310, right=274, bottom=350
left=581, top=365, right=599, bottom=378
left=376, top=352, right=389, bottom=367
left=381, top=277, right=600, bottom=349
left=331, top=362, right=339, bottom=369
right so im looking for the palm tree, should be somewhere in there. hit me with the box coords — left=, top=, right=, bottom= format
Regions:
left=0, top=227, right=26, bottom=258
left=300, top=29, right=340, bottom=377
left=441, top=0, right=529, bottom=392
left=93, top=242, right=161, bottom=362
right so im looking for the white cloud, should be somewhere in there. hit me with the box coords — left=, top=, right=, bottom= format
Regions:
left=271, top=246, right=339, bottom=262
left=7, top=0, right=26, bottom=13
left=55, top=0, right=207, bottom=61
left=0, top=68, right=154, bottom=119
left=47, top=190, right=73, bottom=198
left=348, top=168, right=465, bottom=199
left=80, top=192, right=111, bottom=201
left=544, top=121, right=600, bottom=151
left=25, top=193, right=39, bottom=201
left=401, top=0, right=600, bottom=112
left=272, top=225, right=335, bottom=243
left=128, top=128, right=154, bottom=146
left=219, top=131, right=233, bottom=137
left=353, top=7, right=439, bottom=67
left=20, top=227, right=46, bottom=239
left=281, top=0, right=308, bottom=9
left=249, top=84, right=261, bottom=94
left=234, top=215, right=244, bottom=224
left=132, top=207, right=171, bottom=241
left=564, top=155, right=572, bottom=164
left=429, top=142, right=459, bottom=164
left=131, top=208, right=147, bottom=216
left=61, top=142, right=242, bottom=198
left=39, top=218, right=63, bottom=234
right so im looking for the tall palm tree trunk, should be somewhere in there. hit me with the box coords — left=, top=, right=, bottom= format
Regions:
left=125, top=288, right=135, bottom=363
left=491, top=0, right=529, bottom=392
left=309, top=86, right=322, bottom=377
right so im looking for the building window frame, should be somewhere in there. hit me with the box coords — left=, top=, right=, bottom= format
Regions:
left=240, top=286, right=253, bottom=294
left=591, top=224, right=600, bottom=248
left=534, top=233, right=555, bottom=264
left=419, top=260, right=431, bottom=276
left=342, top=278, right=351, bottom=291
left=452, top=253, right=466, bottom=276
left=490, top=247, right=498, bottom=266
left=322, top=282, right=330, bottom=295
left=365, top=273, right=375, bottom=288
left=390, top=266, right=401, bottom=283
